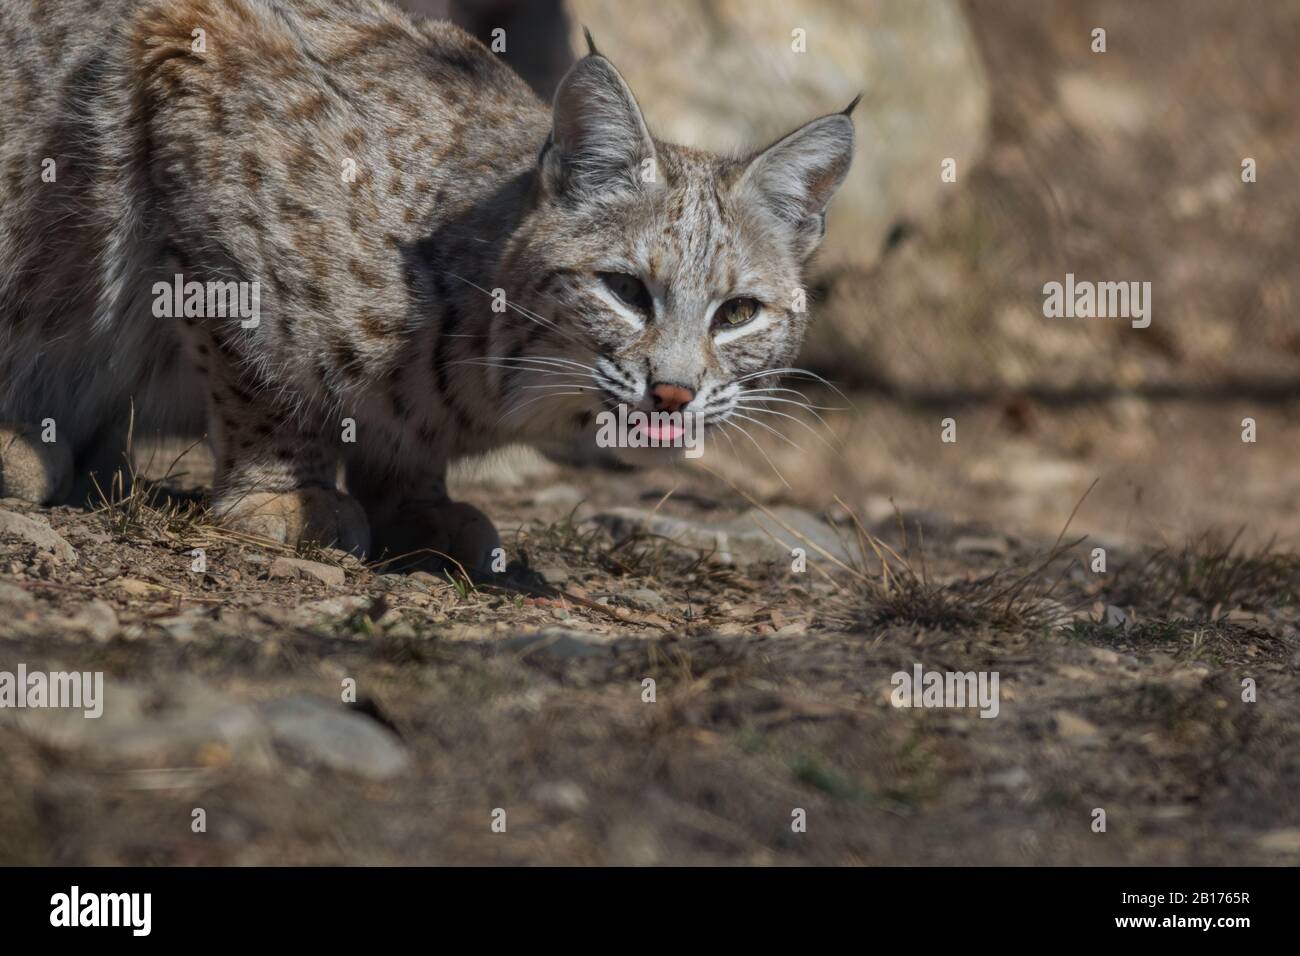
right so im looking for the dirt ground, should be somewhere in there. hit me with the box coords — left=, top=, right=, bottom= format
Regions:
left=1, top=429, right=1298, bottom=865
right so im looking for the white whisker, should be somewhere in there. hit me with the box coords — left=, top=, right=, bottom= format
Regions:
left=520, top=383, right=602, bottom=391
left=496, top=390, right=584, bottom=427
left=738, top=387, right=845, bottom=411
left=735, top=393, right=841, bottom=433
left=730, top=412, right=803, bottom=451
left=445, top=271, right=587, bottom=349
left=733, top=366, right=855, bottom=407
left=720, top=419, right=791, bottom=489
left=732, top=402, right=841, bottom=455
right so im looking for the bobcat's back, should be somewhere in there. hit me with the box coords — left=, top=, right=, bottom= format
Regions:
left=0, top=0, right=546, bottom=445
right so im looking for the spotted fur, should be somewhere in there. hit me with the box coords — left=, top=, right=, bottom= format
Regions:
left=0, top=0, right=854, bottom=569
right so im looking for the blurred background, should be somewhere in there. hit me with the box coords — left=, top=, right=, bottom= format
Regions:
left=409, top=0, right=1300, bottom=550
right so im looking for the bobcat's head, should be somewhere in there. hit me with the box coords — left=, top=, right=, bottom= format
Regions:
left=498, top=39, right=855, bottom=459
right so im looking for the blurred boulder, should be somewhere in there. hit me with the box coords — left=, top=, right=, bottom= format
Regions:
left=566, top=0, right=990, bottom=273
left=395, top=0, right=997, bottom=392
left=400, top=0, right=990, bottom=273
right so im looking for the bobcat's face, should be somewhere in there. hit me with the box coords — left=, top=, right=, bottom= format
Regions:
left=499, top=46, right=855, bottom=458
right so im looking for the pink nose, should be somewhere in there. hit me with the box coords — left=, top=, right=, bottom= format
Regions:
left=650, top=382, right=694, bottom=413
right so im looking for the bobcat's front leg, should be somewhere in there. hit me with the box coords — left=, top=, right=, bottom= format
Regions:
left=207, top=383, right=369, bottom=556
left=349, top=461, right=500, bottom=575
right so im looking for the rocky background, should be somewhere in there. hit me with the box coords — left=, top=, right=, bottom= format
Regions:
left=412, top=0, right=1300, bottom=397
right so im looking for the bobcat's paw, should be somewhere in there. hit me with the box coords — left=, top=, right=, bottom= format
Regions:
left=370, top=499, right=502, bottom=575
left=0, top=425, right=73, bottom=504
left=217, top=488, right=370, bottom=556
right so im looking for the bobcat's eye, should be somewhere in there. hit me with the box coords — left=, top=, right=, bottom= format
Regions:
left=598, top=272, right=653, bottom=314
left=713, top=297, right=761, bottom=329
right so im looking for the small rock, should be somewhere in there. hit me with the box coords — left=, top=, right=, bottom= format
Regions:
left=269, top=556, right=345, bottom=588
left=294, top=595, right=371, bottom=619
left=382, top=619, right=417, bottom=640
left=0, top=580, right=34, bottom=606
left=723, top=507, right=854, bottom=565
left=71, top=527, right=111, bottom=545
left=157, top=608, right=212, bottom=642
left=988, top=767, right=1031, bottom=790
left=1256, top=829, right=1300, bottom=853
left=531, top=484, right=585, bottom=508
left=1057, top=71, right=1150, bottom=136
left=407, top=570, right=443, bottom=591
left=622, top=587, right=666, bottom=610
left=954, top=535, right=1009, bottom=558
left=536, top=565, right=570, bottom=587
left=0, top=510, right=77, bottom=563
left=8, top=680, right=272, bottom=769
left=116, top=578, right=165, bottom=598
left=1052, top=710, right=1101, bottom=744
left=1168, top=665, right=1212, bottom=688
left=532, top=780, right=589, bottom=812
left=70, top=600, right=121, bottom=642
left=262, top=696, right=410, bottom=780
left=1005, top=458, right=1091, bottom=494
left=586, top=505, right=851, bottom=567
left=1056, top=665, right=1101, bottom=682
left=501, top=629, right=614, bottom=660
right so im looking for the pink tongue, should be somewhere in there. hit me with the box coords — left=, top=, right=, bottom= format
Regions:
left=643, top=421, right=684, bottom=442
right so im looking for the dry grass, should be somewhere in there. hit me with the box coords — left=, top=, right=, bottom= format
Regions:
left=1102, top=530, right=1300, bottom=617
left=819, top=501, right=1082, bottom=633
left=685, top=462, right=1090, bottom=634
left=87, top=459, right=363, bottom=574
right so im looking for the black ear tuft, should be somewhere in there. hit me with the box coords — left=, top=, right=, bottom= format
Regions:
left=842, top=93, right=863, bottom=116
left=582, top=27, right=599, bottom=57
left=735, top=110, right=856, bottom=260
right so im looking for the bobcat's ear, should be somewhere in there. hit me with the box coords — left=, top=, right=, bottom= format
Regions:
left=735, top=103, right=857, bottom=260
left=542, top=48, right=657, bottom=199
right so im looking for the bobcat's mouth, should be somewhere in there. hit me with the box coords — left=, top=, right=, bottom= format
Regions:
left=638, top=419, right=686, bottom=442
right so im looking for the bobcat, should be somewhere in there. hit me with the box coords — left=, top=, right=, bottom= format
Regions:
left=0, top=0, right=855, bottom=573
